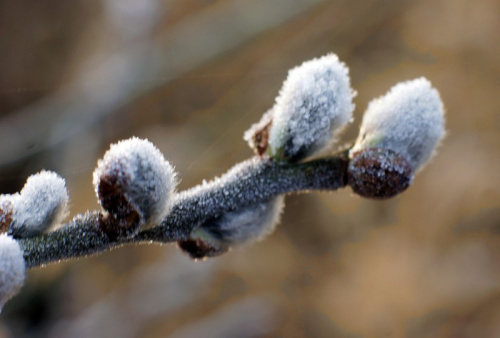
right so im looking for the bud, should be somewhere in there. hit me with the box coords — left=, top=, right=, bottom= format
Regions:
left=349, top=78, right=445, bottom=199
left=351, top=77, right=445, bottom=172
left=178, top=196, right=284, bottom=260
left=0, top=234, right=25, bottom=312
left=266, top=54, right=355, bottom=162
left=9, top=171, right=69, bottom=237
left=93, top=137, right=177, bottom=239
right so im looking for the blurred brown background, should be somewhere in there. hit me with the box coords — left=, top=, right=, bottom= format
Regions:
left=0, top=0, right=499, bottom=337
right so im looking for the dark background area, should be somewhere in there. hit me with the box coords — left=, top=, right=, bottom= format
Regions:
left=0, top=0, right=498, bottom=337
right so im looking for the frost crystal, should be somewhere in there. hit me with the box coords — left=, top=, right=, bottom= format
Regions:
left=10, top=171, right=69, bottom=238
left=93, top=137, right=177, bottom=237
left=351, top=77, right=445, bottom=172
left=268, top=54, right=355, bottom=161
left=0, top=234, right=25, bottom=312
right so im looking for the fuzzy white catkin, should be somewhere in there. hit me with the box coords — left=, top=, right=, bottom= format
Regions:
left=203, top=196, right=285, bottom=245
left=351, top=77, right=445, bottom=172
left=0, top=234, right=25, bottom=312
left=93, top=137, right=177, bottom=229
left=10, top=171, right=69, bottom=238
left=269, top=54, right=355, bottom=161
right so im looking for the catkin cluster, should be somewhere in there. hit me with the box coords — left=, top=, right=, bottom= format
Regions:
left=0, top=53, right=445, bottom=311
left=0, top=171, right=69, bottom=310
left=182, top=54, right=445, bottom=257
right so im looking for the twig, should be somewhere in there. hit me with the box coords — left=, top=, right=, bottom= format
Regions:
left=19, top=153, right=349, bottom=269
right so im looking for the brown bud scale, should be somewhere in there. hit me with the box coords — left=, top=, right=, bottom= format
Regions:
left=244, top=109, right=273, bottom=157
left=96, top=169, right=142, bottom=239
left=251, top=119, right=272, bottom=156
left=0, top=199, right=14, bottom=234
left=177, top=238, right=229, bottom=260
left=348, top=148, right=413, bottom=199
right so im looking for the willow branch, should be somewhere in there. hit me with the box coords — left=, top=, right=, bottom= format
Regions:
left=18, top=153, right=349, bottom=269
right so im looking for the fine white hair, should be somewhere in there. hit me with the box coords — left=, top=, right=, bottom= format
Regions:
left=269, top=54, right=355, bottom=161
left=11, top=171, right=69, bottom=237
left=351, top=77, right=445, bottom=172
left=0, top=234, right=25, bottom=312
left=203, top=196, right=285, bottom=245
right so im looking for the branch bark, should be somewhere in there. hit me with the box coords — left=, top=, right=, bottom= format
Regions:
left=18, top=153, right=349, bottom=269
